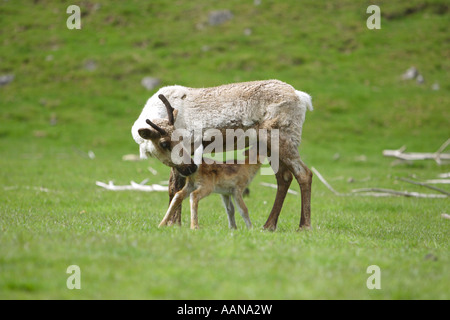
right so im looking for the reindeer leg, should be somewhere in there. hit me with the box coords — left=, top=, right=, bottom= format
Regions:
left=282, top=153, right=312, bottom=230
left=297, top=160, right=312, bottom=230
left=263, top=163, right=293, bottom=231
left=167, top=167, right=186, bottom=226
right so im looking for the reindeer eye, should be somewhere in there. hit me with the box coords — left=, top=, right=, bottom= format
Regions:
left=159, top=141, right=171, bottom=150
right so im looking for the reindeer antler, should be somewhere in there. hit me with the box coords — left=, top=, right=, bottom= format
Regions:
left=158, top=94, right=175, bottom=125
left=146, top=119, right=167, bottom=136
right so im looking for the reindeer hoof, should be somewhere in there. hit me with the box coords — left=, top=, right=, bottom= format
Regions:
left=262, top=224, right=277, bottom=232
left=297, top=225, right=312, bottom=231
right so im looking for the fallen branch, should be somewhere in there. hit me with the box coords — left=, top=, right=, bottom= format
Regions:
left=311, top=167, right=448, bottom=198
left=311, top=167, right=348, bottom=196
left=4, top=186, right=51, bottom=193
left=382, top=139, right=450, bottom=165
left=435, top=139, right=450, bottom=165
left=259, top=182, right=299, bottom=195
left=96, top=179, right=168, bottom=192
left=351, top=188, right=447, bottom=199
left=424, top=179, right=450, bottom=184
left=397, top=177, right=450, bottom=196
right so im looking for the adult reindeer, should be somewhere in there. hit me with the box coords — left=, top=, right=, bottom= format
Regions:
left=132, top=80, right=313, bottom=230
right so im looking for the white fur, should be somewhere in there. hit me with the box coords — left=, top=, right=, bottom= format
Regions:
left=131, top=80, right=313, bottom=159
left=295, top=90, right=313, bottom=111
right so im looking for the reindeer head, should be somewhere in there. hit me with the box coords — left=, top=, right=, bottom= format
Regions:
left=138, top=94, right=198, bottom=176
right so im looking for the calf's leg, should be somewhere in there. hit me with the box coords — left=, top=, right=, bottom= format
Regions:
left=189, top=187, right=213, bottom=229
left=221, top=195, right=237, bottom=229
left=159, top=185, right=190, bottom=227
left=233, top=191, right=253, bottom=229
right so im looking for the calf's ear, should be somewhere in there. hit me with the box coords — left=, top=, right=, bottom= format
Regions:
left=138, top=128, right=160, bottom=140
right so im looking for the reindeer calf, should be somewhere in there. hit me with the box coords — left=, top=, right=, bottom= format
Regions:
left=159, top=155, right=260, bottom=229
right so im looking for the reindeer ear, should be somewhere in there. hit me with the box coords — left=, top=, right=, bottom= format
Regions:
left=138, top=128, right=160, bottom=140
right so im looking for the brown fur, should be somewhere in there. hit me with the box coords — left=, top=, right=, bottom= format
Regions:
left=159, top=156, right=261, bottom=229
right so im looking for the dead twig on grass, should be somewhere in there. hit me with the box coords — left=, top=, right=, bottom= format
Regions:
left=259, top=182, right=299, bottom=195
left=311, top=167, right=448, bottom=199
left=383, top=139, right=450, bottom=165
left=351, top=187, right=447, bottom=198
left=96, top=179, right=168, bottom=192
left=3, top=186, right=51, bottom=193
left=311, top=167, right=348, bottom=196
left=424, top=179, right=450, bottom=184
left=397, top=177, right=450, bottom=196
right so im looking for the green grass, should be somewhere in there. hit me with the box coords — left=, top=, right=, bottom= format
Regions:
left=0, top=0, right=449, bottom=299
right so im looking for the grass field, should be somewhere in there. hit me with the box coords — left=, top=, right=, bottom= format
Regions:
left=0, top=0, right=449, bottom=299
